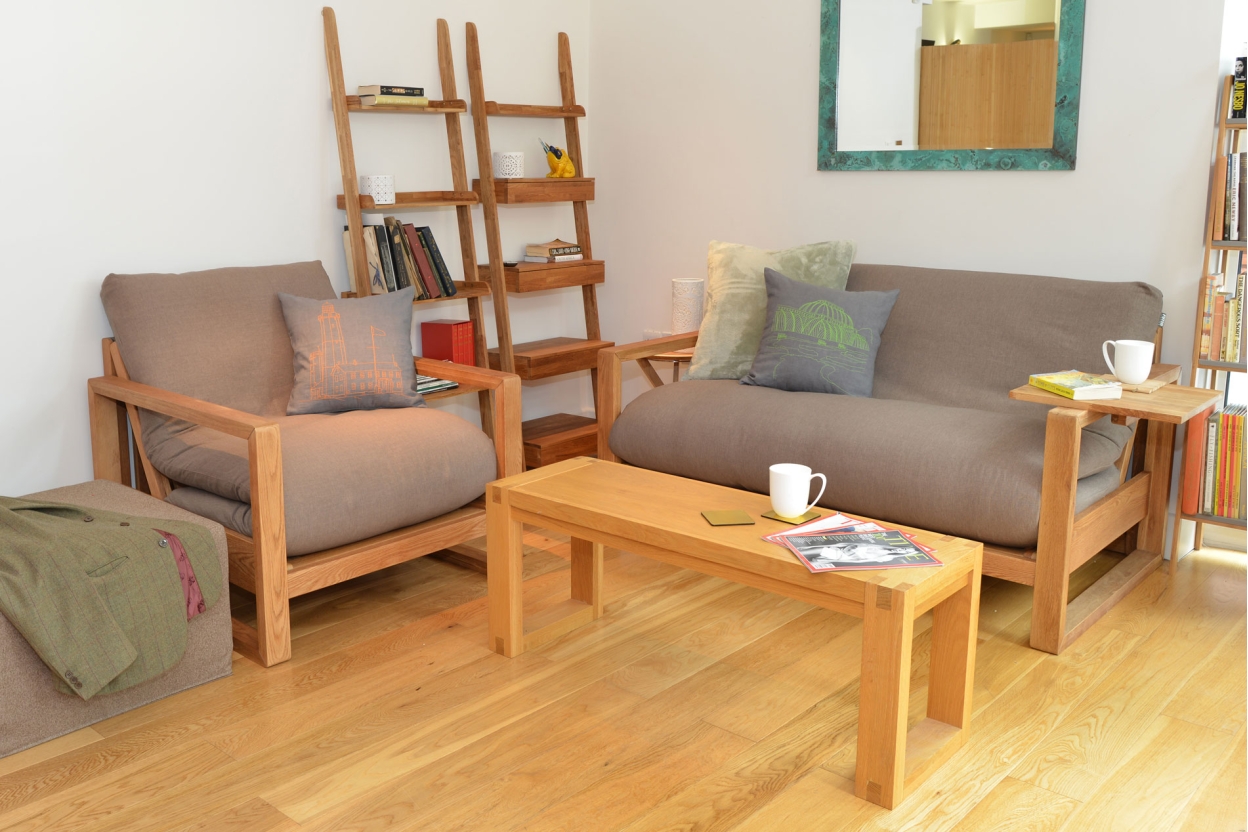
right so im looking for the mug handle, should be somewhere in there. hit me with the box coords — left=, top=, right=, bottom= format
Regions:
left=805, top=473, right=827, bottom=514
left=1102, top=340, right=1116, bottom=377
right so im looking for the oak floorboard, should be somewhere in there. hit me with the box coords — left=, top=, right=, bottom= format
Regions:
left=1173, top=729, right=1247, bottom=832
left=0, top=728, right=103, bottom=779
left=947, top=776, right=1078, bottom=832
left=178, top=796, right=300, bottom=832
left=1161, top=615, right=1247, bottom=735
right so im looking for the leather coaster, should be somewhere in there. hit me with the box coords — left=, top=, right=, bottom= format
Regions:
left=701, top=510, right=755, bottom=526
left=762, top=509, right=821, bottom=525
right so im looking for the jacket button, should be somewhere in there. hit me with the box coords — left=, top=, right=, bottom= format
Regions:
left=120, top=521, right=129, bottom=527
left=158, top=538, right=168, bottom=548
left=83, top=516, right=94, bottom=523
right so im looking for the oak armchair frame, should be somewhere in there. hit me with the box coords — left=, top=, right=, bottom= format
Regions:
left=89, top=338, right=523, bottom=667
left=597, top=332, right=1171, bottom=655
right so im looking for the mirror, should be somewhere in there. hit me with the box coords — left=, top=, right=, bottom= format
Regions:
left=818, top=0, right=1084, bottom=170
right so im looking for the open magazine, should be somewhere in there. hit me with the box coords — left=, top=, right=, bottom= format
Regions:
left=765, top=512, right=941, bottom=573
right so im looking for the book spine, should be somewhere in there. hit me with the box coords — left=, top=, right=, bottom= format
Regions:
left=363, top=95, right=429, bottom=107
left=1219, top=410, right=1230, bottom=516
left=374, top=226, right=397, bottom=292
left=1232, top=153, right=1242, bottom=241
left=379, top=86, right=424, bottom=96
left=1027, top=377, right=1076, bottom=399
left=1214, top=295, right=1227, bottom=361
left=1240, top=151, right=1247, bottom=242
left=417, top=227, right=456, bottom=297
left=361, top=226, right=386, bottom=294
left=1234, top=68, right=1247, bottom=120
left=395, top=222, right=428, bottom=299
left=384, top=220, right=412, bottom=291
left=1203, top=410, right=1219, bottom=515
left=1234, top=408, right=1244, bottom=518
left=1181, top=406, right=1213, bottom=516
left=404, top=225, right=441, bottom=298
left=1215, top=155, right=1229, bottom=241
left=413, top=228, right=447, bottom=297
left=1200, top=278, right=1216, bottom=358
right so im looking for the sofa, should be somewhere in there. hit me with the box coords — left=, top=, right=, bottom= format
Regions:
left=0, top=479, right=231, bottom=758
left=599, top=264, right=1165, bottom=653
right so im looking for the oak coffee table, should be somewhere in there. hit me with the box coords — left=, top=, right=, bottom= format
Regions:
left=486, top=458, right=983, bottom=809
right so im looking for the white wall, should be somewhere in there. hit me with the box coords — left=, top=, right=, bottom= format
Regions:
left=838, top=0, right=923, bottom=150
left=0, top=0, right=593, bottom=495
left=589, top=0, right=1233, bottom=553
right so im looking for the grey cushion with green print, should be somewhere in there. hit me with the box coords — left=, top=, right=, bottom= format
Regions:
left=742, top=268, right=898, bottom=397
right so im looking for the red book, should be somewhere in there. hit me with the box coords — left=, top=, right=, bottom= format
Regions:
left=403, top=224, right=442, bottom=298
left=421, top=319, right=474, bottom=365
left=1181, top=406, right=1214, bottom=516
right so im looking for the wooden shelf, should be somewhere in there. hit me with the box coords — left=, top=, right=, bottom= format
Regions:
left=521, top=413, right=597, bottom=469
left=337, top=191, right=479, bottom=211
left=345, top=96, right=467, bottom=114
left=477, top=259, right=605, bottom=293
left=1197, top=358, right=1246, bottom=371
left=1209, top=239, right=1247, bottom=250
left=1227, top=117, right=1246, bottom=128
left=481, top=101, right=585, bottom=118
left=342, top=280, right=493, bottom=304
left=423, top=382, right=488, bottom=402
left=472, top=177, right=594, bottom=204
left=1178, top=511, right=1247, bottom=530
left=487, top=336, right=613, bottom=379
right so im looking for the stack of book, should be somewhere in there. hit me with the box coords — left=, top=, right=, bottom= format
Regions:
left=358, top=85, right=428, bottom=107
left=524, top=239, right=583, bottom=263
left=1199, top=250, right=1246, bottom=364
left=421, top=320, right=474, bottom=365
left=415, top=374, right=458, bottom=396
left=343, top=219, right=457, bottom=301
left=1212, top=132, right=1245, bottom=242
left=1182, top=404, right=1245, bottom=519
left=1027, top=371, right=1123, bottom=400
left=765, top=512, right=941, bottom=573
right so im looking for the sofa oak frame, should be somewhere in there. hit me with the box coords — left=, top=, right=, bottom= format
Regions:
left=88, top=338, right=523, bottom=667
left=597, top=331, right=1188, bottom=655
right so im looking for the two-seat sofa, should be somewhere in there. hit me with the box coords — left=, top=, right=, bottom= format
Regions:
left=599, top=264, right=1164, bottom=653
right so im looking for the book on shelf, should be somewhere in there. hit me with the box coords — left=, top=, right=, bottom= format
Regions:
left=1181, top=405, right=1216, bottom=515
left=1229, top=152, right=1241, bottom=241
left=382, top=217, right=418, bottom=296
left=1028, top=370, right=1123, bottom=400
left=421, top=320, right=474, bottom=365
left=1233, top=58, right=1246, bottom=120
left=1191, top=405, right=1246, bottom=519
left=372, top=225, right=397, bottom=292
left=359, top=94, right=429, bottom=107
left=358, top=85, right=425, bottom=97
left=415, top=374, right=458, bottom=395
left=415, top=226, right=457, bottom=297
left=525, top=239, right=581, bottom=258
left=403, top=223, right=442, bottom=299
left=524, top=253, right=584, bottom=263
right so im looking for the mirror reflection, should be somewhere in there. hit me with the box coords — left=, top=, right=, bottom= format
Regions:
left=838, top=0, right=1060, bottom=152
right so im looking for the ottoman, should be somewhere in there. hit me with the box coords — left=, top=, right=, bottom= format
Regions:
left=0, top=480, right=232, bottom=758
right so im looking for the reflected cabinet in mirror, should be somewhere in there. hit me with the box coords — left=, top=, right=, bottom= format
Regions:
left=818, top=0, right=1085, bottom=170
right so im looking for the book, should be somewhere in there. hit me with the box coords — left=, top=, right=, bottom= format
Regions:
left=1212, top=294, right=1227, bottom=361
left=1202, top=407, right=1220, bottom=515
left=1200, top=276, right=1218, bottom=358
left=421, top=320, right=474, bottom=365
left=1236, top=255, right=1247, bottom=361
left=393, top=218, right=428, bottom=299
left=415, top=374, right=458, bottom=395
left=524, top=254, right=585, bottom=263
left=415, top=227, right=456, bottom=297
left=1231, top=152, right=1242, bottom=241
left=525, top=239, right=581, bottom=258
left=1240, top=151, right=1247, bottom=241
left=1233, top=57, right=1246, bottom=119
left=1214, top=155, right=1228, bottom=240
left=382, top=217, right=415, bottom=294
left=358, top=85, right=424, bottom=97
left=1181, top=406, right=1215, bottom=515
left=359, top=94, right=429, bottom=107
left=373, top=226, right=397, bottom=292
left=403, top=223, right=442, bottom=298
left=780, top=529, right=941, bottom=573
left=1028, top=371, right=1123, bottom=401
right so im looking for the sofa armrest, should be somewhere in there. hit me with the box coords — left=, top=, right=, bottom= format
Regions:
left=88, top=376, right=277, bottom=440
left=414, top=359, right=523, bottom=479
left=596, top=332, right=699, bottom=463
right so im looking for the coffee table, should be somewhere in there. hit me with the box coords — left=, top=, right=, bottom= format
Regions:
left=486, top=458, right=982, bottom=809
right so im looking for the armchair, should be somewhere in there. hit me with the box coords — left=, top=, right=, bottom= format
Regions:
left=89, top=262, right=522, bottom=667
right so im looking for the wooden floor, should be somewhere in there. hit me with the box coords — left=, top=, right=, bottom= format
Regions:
left=0, top=532, right=1243, bottom=832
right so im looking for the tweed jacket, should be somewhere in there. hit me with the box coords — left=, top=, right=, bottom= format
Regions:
left=0, top=497, right=222, bottom=699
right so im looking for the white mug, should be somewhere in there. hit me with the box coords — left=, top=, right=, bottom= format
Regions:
left=1102, top=339, right=1153, bottom=385
left=769, top=463, right=827, bottom=519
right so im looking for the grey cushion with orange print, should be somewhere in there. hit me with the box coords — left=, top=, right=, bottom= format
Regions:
left=277, top=286, right=423, bottom=415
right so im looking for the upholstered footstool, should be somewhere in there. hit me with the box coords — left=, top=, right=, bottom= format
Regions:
left=0, top=480, right=232, bottom=758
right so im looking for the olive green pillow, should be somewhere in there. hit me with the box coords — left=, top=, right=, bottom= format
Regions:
left=688, top=239, right=857, bottom=380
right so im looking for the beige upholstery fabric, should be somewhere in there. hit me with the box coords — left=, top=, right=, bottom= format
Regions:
left=609, top=380, right=1130, bottom=549
left=101, top=262, right=337, bottom=417
left=846, top=264, right=1164, bottom=415
left=1, top=480, right=231, bottom=758
left=151, top=408, right=498, bottom=556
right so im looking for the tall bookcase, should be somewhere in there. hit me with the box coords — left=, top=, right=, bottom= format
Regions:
left=1171, top=73, right=1247, bottom=571
left=323, top=9, right=496, bottom=417
left=466, top=23, right=614, bottom=469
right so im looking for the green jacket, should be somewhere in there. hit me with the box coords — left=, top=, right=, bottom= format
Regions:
left=0, top=497, right=222, bottom=699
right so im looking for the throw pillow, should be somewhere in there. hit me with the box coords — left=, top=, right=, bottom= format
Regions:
left=278, top=286, right=423, bottom=415
left=687, top=239, right=857, bottom=380
left=741, top=268, right=898, bottom=397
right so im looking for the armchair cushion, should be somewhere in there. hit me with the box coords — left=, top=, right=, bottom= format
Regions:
left=147, top=407, right=497, bottom=556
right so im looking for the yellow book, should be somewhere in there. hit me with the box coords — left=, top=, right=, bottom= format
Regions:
left=1028, top=370, right=1123, bottom=401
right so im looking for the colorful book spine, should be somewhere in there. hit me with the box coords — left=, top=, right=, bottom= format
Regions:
left=1200, top=278, right=1217, bottom=358
left=1181, top=406, right=1214, bottom=515
left=1202, top=409, right=1220, bottom=516
left=374, top=226, right=398, bottom=292
left=403, top=224, right=442, bottom=298
left=416, top=227, right=457, bottom=297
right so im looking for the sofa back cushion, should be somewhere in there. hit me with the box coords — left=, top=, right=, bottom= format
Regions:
left=101, top=262, right=337, bottom=417
left=846, top=264, right=1163, bottom=414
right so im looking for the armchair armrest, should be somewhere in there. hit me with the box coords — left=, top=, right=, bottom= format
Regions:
left=414, top=359, right=523, bottom=479
left=596, top=332, right=700, bottom=462
left=88, top=376, right=277, bottom=440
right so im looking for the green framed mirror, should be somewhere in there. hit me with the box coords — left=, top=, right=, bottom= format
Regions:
left=818, top=0, right=1085, bottom=171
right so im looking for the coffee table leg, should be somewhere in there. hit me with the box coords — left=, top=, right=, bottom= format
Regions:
left=855, top=584, right=915, bottom=809
left=927, top=571, right=979, bottom=732
left=487, top=484, right=524, bottom=657
left=570, top=537, right=604, bottom=617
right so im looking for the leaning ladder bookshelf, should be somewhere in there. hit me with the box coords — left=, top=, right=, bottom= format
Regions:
left=466, top=22, right=614, bottom=468
left=1171, top=73, right=1247, bottom=573
left=322, top=8, right=496, bottom=414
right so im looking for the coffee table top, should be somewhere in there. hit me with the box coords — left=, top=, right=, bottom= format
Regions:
left=496, top=458, right=981, bottom=616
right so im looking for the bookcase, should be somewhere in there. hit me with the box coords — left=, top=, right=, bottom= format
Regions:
left=322, top=9, right=496, bottom=418
left=466, top=23, right=614, bottom=469
left=1171, top=73, right=1247, bottom=570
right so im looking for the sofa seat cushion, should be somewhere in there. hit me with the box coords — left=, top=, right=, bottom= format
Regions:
left=608, top=380, right=1132, bottom=549
left=147, top=408, right=497, bottom=556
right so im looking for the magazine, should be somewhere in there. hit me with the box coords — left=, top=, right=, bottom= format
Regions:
left=778, top=528, right=942, bottom=573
